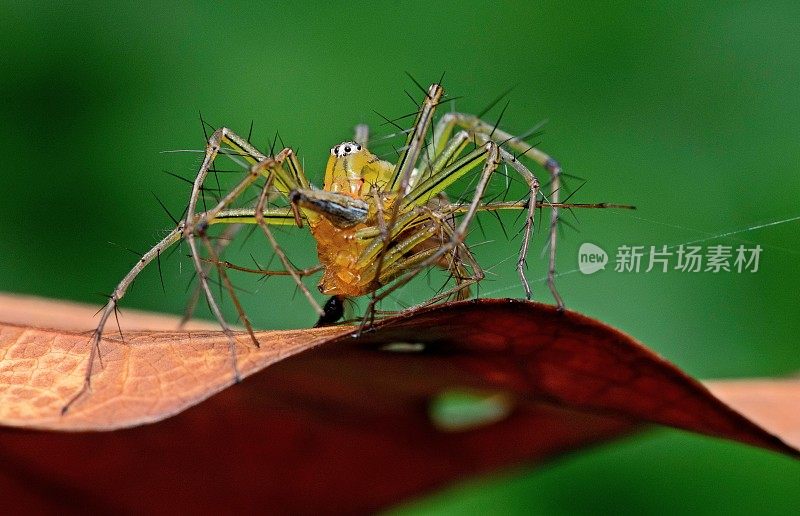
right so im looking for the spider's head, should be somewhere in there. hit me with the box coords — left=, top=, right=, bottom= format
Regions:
left=324, top=140, right=392, bottom=198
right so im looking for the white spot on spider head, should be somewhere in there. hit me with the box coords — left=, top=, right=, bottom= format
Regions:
left=330, top=141, right=362, bottom=157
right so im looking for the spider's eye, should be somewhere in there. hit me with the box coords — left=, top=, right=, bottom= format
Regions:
left=332, top=141, right=361, bottom=157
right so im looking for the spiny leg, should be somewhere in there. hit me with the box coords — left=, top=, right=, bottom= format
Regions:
left=448, top=195, right=636, bottom=293
left=200, top=235, right=258, bottom=347
left=181, top=223, right=242, bottom=327
left=181, top=141, right=288, bottom=383
left=378, top=215, right=483, bottom=306
left=194, top=205, right=318, bottom=296
left=210, top=259, right=323, bottom=277
left=384, top=194, right=479, bottom=302
left=359, top=141, right=501, bottom=331
left=182, top=143, right=316, bottom=369
left=62, top=226, right=184, bottom=414
left=545, top=159, right=563, bottom=308
left=67, top=130, right=256, bottom=413
left=365, top=84, right=444, bottom=325
left=254, top=171, right=324, bottom=317
left=361, top=137, right=504, bottom=319
left=65, top=130, right=300, bottom=414
left=421, top=247, right=483, bottom=305
left=413, top=139, right=542, bottom=299
left=431, top=112, right=564, bottom=308
left=376, top=101, right=550, bottom=305
left=495, top=148, right=540, bottom=300
left=389, top=84, right=444, bottom=195
left=430, top=212, right=484, bottom=303
left=210, top=203, right=327, bottom=320
left=187, top=148, right=324, bottom=349
left=181, top=131, right=275, bottom=352
left=443, top=142, right=500, bottom=262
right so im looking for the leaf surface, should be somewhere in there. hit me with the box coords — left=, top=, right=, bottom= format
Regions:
left=0, top=294, right=796, bottom=513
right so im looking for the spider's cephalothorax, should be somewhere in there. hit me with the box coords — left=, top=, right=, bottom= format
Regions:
left=324, top=140, right=391, bottom=196
left=291, top=142, right=399, bottom=297
left=67, top=80, right=633, bottom=414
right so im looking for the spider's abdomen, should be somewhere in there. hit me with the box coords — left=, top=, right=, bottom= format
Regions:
left=310, top=217, right=377, bottom=297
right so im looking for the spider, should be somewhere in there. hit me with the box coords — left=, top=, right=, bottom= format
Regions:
left=64, top=81, right=632, bottom=413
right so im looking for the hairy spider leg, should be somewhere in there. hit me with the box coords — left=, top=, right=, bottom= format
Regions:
left=431, top=112, right=564, bottom=308
left=65, top=131, right=315, bottom=414
left=361, top=83, right=445, bottom=323
left=182, top=148, right=317, bottom=387
left=357, top=140, right=502, bottom=328
left=181, top=223, right=243, bottom=327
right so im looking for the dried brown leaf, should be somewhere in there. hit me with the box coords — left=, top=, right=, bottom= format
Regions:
left=0, top=293, right=796, bottom=513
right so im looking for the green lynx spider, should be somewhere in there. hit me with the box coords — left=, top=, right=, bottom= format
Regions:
left=63, top=82, right=632, bottom=413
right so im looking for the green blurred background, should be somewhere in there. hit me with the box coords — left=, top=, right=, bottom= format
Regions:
left=1, top=1, right=798, bottom=513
